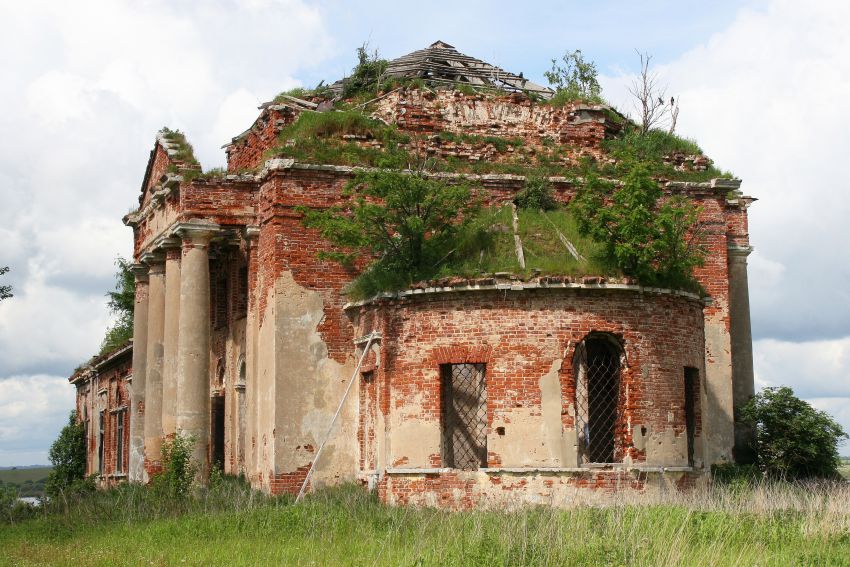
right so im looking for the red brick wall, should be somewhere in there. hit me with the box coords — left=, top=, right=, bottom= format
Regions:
left=74, top=350, right=132, bottom=486
left=226, top=106, right=301, bottom=173
left=351, top=287, right=705, bottom=505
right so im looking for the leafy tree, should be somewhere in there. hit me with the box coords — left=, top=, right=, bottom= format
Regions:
left=300, top=170, right=477, bottom=298
left=101, top=257, right=135, bottom=354
left=45, top=410, right=87, bottom=498
left=0, top=266, right=11, bottom=301
left=570, top=163, right=704, bottom=290
left=742, top=386, right=848, bottom=480
left=545, top=49, right=602, bottom=101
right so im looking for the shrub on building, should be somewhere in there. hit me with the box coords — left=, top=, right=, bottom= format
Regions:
left=571, top=162, right=705, bottom=291
left=300, top=170, right=478, bottom=298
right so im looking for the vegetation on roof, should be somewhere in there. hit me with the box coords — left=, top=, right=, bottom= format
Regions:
left=269, top=110, right=413, bottom=169
left=299, top=167, right=706, bottom=300
left=159, top=127, right=199, bottom=166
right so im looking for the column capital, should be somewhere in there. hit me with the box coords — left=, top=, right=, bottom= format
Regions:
left=141, top=252, right=165, bottom=268
left=174, top=221, right=220, bottom=247
left=158, top=236, right=182, bottom=249
left=728, top=245, right=754, bottom=259
left=131, top=263, right=149, bottom=283
left=243, top=225, right=260, bottom=240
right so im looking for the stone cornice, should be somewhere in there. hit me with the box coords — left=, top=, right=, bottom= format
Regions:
left=258, top=158, right=747, bottom=199
left=345, top=278, right=706, bottom=310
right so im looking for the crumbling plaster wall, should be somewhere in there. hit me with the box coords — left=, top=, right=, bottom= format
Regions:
left=380, top=469, right=705, bottom=510
left=250, top=169, right=364, bottom=494
left=351, top=287, right=707, bottom=486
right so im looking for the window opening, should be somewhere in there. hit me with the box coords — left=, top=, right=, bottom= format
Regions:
left=576, top=338, right=621, bottom=464
left=98, top=411, right=105, bottom=474
left=684, top=367, right=699, bottom=467
left=116, top=410, right=125, bottom=473
left=211, top=396, right=225, bottom=469
left=441, top=363, right=487, bottom=469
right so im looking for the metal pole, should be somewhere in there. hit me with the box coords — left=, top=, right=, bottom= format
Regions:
left=295, top=333, right=377, bottom=503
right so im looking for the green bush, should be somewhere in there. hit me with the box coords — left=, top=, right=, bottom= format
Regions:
left=301, top=170, right=477, bottom=298
left=45, top=411, right=87, bottom=499
left=153, top=434, right=198, bottom=498
left=514, top=174, right=557, bottom=211
left=342, top=43, right=388, bottom=100
left=742, top=386, right=848, bottom=480
left=544, top=49, right=602, bottom=103
left=570, top=163, right=705, bottom=291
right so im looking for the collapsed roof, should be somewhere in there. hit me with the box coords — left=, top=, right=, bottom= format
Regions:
left=332, top=40, right=554, bottom=99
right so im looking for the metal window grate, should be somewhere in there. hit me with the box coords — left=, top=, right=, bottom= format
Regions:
left=441, top=363, right=487, bottom=469
left=576, top=339, right=621, bottom=464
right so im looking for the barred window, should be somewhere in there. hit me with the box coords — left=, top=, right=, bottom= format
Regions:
left=575, top=337, right=622, bottom=464
left=441, top=363, right=487, bottom=470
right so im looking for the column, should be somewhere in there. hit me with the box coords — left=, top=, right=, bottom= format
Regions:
left=128, top=264, right=149, bottom=483
left=176, top=222, right=219, bottom=476
left=161, top=239, right=181, bottom=438
left=143, top=253, right=166, bottom=477
left=729, top=246, right=756, bottom=464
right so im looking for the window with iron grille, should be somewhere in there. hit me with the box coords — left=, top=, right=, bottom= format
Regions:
left=575, top=337, right=621, bottom=464
left=440, top=363, right=487, bottom=469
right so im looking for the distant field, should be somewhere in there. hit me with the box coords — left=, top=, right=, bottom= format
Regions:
left=0, top=467, right=51, bottom=484
left=840, top=458, right=850, bottom=479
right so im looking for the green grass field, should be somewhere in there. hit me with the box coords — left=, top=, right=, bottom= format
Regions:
left=0, top=467, right=51, bottom=484
left=1, top=480, right=848, bottom=566
left=0, top=467, right=51, bottom=499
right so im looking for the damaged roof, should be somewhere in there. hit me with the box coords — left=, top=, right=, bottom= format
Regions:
left=334, top=40, right=554, bottom=99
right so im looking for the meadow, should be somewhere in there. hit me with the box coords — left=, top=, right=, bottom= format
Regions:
left=1, top=477, right=848, bottom=566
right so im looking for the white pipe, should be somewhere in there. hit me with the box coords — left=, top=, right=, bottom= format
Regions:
left=295, top=332, right=377, bottom=503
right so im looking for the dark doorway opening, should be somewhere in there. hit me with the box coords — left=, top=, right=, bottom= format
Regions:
left=577, top=338, right=621, bottom=464
left=211, top=396, right=225, bottom=469
left=684, top=367, right=699, bottom=467
left=441, top=363, right=487, bottom=470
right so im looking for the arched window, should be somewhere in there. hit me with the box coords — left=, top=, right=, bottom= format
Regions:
left=575, top=335, right=622, bottom=464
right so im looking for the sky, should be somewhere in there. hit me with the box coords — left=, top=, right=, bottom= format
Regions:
left=0, top=0, right=848, bottom=465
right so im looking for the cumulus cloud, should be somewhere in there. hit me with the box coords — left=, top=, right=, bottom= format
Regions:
left=0, top=375, right=76, bottom=466
left=601, top=0, right=850, bottom=344
left=0, top=0, right=334, bottom=462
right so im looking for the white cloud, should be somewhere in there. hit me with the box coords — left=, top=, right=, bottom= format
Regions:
left=602, top=1, right=850, bottom=342
left=0, top=375, right=76, bottom=466
left=0, top=0, right=334, bottom=463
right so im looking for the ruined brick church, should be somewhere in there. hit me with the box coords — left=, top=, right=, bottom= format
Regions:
left=71, top=42, right=755, bottom=507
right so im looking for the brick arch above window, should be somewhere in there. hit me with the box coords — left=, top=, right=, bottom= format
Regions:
left=431, top=345, right=492, bottom=365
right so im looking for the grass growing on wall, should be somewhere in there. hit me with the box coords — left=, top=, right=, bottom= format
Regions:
left=432, top=206, right=617, bottom=280
left=2, top=481, right=849, bottom=566
left=269, top=110, right=413, bottom=169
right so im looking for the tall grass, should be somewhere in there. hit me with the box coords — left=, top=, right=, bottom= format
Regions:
left=2, top=479, right=848, bottom=566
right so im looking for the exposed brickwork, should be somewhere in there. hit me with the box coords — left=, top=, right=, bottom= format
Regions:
left=82, top=68, right=753, bottom=506
left=225, top=106, right=302, bottom=172
left=351, top=287, right=706, bottom=505
left=72, top=345, right=132, bottom=487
